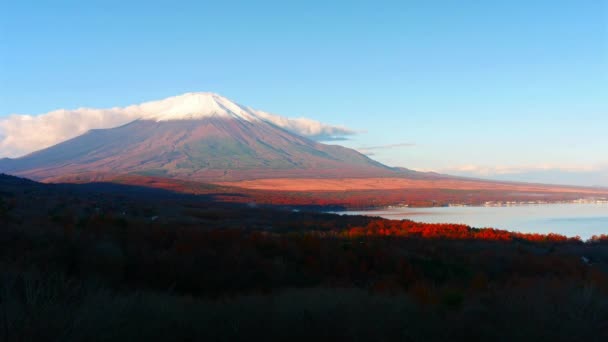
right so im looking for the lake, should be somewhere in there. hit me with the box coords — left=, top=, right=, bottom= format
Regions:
left=336, top=203, right=608, bottom=240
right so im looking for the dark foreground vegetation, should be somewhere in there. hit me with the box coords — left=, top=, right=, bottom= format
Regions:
left=1, top=174, right=608, bottom=341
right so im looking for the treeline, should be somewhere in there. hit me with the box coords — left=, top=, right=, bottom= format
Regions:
left=3, top=211, right=608, bottom=341
left=1, top=172, right=607, bottom=298
left=3, top=205, right=608, bottom=298
left=341, top=220, right=589, bottom=242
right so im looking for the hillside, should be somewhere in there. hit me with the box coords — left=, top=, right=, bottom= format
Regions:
left=2, top=173, right=608, bottom=341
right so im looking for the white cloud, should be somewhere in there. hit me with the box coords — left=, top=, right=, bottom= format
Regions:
left=442, top=164, right=601, bottom=176
left=254, top=111, right=355, bottom=141
left=0, top=93, right=356, bottom=158
left=434, top=163, right=608, bottom=187
left=356, top=142, right=416, bottom=155
left=0, top=108, right=141, bottom=158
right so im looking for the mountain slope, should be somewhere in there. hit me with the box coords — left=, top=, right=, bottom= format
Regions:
left=0, top=93, right=395, bottom=181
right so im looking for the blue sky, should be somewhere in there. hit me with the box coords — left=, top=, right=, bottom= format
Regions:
left=1, top=1, right=607, bottom=185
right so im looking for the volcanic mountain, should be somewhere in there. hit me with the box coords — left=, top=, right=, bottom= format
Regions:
left=0, top=93, right=397, bottom=182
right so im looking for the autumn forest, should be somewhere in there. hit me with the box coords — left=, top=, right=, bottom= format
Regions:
left=1, top=174, right=608, bottom=341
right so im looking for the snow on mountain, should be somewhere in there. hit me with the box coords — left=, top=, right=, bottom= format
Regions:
left=127, top=92, right=260, bottom=122
left=128, top=92, right=354, bottom=138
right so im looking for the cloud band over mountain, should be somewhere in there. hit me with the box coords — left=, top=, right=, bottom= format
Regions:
left=0, top=93, right=356, bottom=158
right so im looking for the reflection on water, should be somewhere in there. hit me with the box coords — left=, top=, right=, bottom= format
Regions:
left=337, top=203, right=608, bottom=240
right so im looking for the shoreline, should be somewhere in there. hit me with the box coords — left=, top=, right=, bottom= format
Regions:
left=330, top=198, right=608, bottom=212
left=331, top=201, right=608, bottom=241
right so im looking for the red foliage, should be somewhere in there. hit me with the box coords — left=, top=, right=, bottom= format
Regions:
left=340, top=219, right=581, bottom=243
left=589, top=234, right=608, bottom=244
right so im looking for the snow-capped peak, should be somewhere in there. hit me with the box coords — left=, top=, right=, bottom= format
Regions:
left=125, top=92, right=260, bottom=122
left=0, top=92, right=357, bottom=158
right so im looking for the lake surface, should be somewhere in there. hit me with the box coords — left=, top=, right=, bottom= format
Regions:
left=336, top=203, right=608, bottom=240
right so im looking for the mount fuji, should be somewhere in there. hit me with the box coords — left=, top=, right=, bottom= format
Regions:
left=0, top=93, right=398, bottom=182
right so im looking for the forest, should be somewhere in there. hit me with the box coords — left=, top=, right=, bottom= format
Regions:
left=1, top=174, right=608, bottom=341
